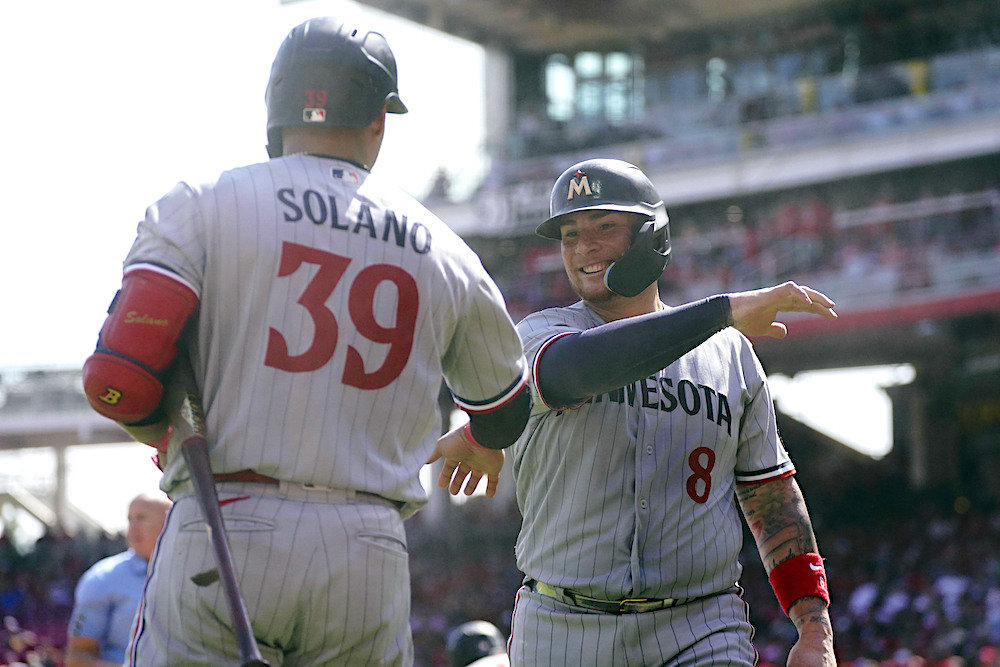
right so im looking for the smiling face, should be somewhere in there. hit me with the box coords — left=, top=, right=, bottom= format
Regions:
left=559, top=209, right=644, bottom=306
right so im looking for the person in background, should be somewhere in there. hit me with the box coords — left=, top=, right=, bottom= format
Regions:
left=66, top=493, right=171, bottom=667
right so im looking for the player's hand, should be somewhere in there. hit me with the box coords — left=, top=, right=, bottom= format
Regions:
left=728, top=281, right=837, bottom=339
left=427, top=424, right=505, bottom=498
left=786, top=634, right=836, bottom=667
left=786, top=600, right=836, bottom=667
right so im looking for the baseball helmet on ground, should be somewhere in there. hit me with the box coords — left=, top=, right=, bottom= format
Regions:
left=446, top=620, right=508, bottom=667
left=536, top=158, right=671, bottom=297
left=265, top=16, right=408, bottom=157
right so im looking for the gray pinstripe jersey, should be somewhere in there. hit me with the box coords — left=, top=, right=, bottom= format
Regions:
left=124, top=155, right=526, bottom=512
left=510, top=301, right=793, bottom=600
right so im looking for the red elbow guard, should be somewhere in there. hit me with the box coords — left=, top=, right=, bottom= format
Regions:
left=83, top=352, right=165, bottom=423
left=83, top=267, right=199, bottom=423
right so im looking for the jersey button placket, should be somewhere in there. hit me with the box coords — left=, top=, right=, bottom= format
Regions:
left=639, top=441, right=655, bottom=512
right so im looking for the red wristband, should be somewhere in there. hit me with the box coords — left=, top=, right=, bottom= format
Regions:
left=462, top=422, right=486, bottom=449
left=768, top=552, right=830, bottom=615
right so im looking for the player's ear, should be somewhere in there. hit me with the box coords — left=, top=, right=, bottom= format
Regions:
left=369, top=107, right=388, bottom=137
left=364, top=107, right=389, bottom=168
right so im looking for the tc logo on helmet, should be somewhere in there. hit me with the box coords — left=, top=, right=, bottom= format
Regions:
left=567, top=171, right=595, bottom=199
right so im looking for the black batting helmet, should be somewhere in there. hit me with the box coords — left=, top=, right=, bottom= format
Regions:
left=446, top=620, right=507, bottom=667
left=265, top=16, right=408, bottom=158
left=536, top=158, right=671, bottom=297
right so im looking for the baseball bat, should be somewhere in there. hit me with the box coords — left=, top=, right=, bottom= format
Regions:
left=169, top=361, right=271, bottom=667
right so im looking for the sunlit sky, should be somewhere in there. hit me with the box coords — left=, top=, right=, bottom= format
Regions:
left=1, top=0, right=909, bottom=535
left=770, top=364, right=916, bottom=460
left=0, top=0, right=485, bottom=371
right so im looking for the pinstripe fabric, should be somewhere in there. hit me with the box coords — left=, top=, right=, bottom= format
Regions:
left=509, top=585, right=756, bottom=667
left=508, top=301, right=790, bottom=666
left=130, top=487, right=411, bottom=666
left=119, top=155, right=527, bottom=665
left=125, top=155, right=525, bottom=509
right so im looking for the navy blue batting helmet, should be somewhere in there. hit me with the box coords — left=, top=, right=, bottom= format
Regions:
left=265, top=17, right=408, bottom=157
left=446, top=620, right=507, bottom=667
left=537, top=158, right=671, bottom=297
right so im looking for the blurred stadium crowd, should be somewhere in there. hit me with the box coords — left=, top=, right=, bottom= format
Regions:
left=0, top=482, right=997, bottom=666
left=0, top=526, right=124, bottom=666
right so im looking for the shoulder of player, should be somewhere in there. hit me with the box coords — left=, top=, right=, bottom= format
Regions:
left=515, top=305, right=592, bottom=361
left=170, top=156, right=322, bottom=200
left=705, top=325, right=758, bottom=352
left=175, top=157, right=262, bottom=195
left=145, top=167, right=234, bottom=217
left=516, top=301, right=589, bottom=328
left=696, top=327, right=771, bottom=385
left=350, top=173, right=477, bottom=244
left=671, top=327, right=760, bottom=371
left=76, top=550, right=136, bottom=586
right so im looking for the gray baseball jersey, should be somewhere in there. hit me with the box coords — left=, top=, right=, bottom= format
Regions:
left=122, top=155, right=527, bottom=667
left=508, top=300, right=791, bottom=665
left=124, top=154, right=526, bottom=510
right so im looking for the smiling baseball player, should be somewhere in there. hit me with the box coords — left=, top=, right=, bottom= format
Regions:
left=503, top=159, right=837, bottom=666
left=82, top=16, right=530, bottom=666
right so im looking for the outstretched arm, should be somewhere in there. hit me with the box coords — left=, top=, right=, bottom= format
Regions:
left=538, top=281, right=837, bottom=408
left=736, top=476, right=835, bottom=667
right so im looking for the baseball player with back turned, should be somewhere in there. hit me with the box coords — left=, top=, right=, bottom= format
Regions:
left=81, top=16, right=531, bottom=666
left=504, top=159, right=837, bottom=666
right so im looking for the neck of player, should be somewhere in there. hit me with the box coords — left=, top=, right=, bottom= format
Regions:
left=281, top=111, right=386, bottom=171
left=587, top=284, right=664, bottom=322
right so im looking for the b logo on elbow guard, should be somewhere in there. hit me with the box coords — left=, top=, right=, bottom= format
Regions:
left=99, top=386, right=123, bottom=405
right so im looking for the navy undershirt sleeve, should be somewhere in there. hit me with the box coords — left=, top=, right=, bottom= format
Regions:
left=537, top=295, right=733, bottom=409
left=466, top=385, right=533, bottom=449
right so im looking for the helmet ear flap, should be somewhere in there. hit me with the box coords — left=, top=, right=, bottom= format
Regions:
left=266, top=128, right=282, bottom=159
left=605, top=212, right=671, bottom=297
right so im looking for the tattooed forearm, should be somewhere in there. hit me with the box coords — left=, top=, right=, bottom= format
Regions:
left=736, top=476, right=820, bottom=572
left=790, top=598, right=832, bottom=626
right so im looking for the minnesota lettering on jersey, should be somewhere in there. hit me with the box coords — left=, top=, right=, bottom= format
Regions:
left=276, top=188, right=432, bottom=254
left=592, top=375, right=732, bottom=435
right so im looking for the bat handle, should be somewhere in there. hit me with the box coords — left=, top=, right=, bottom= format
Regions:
left=181, top=436, right=271, bottom=667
